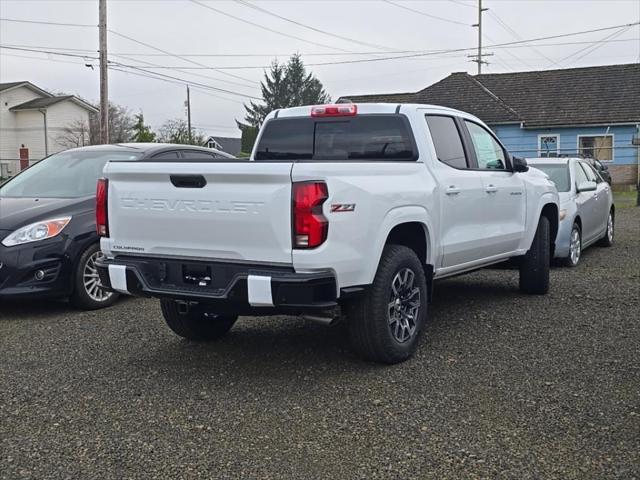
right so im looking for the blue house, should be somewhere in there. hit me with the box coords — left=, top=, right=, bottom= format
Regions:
left=340, top=63, right=640, bottom=186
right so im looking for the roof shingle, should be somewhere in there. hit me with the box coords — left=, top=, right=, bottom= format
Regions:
left=340, top=63, right=640, bottom=127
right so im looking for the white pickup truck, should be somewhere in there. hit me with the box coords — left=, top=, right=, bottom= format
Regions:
left=96, top=103, right=559, bottom=364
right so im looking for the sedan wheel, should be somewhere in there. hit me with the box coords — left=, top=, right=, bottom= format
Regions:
left=597, top=210, right=614, bottom=247
left=568, top=226, right=581, bottom=266
left=83, top=250, right=113, bottom=302
left=71, top=243, right=118, bottom=310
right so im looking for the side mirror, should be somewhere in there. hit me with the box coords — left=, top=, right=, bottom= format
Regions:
left=577, top=181, right=597, bottom=193
left=512, top=156, right=529, bottom=173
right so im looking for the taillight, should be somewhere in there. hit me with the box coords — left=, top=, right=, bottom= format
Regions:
left=311, top=104, right=357, bottom=117
left=292, top=181, right=328, bottom=249
left=96, top=178, right=109, bottom=237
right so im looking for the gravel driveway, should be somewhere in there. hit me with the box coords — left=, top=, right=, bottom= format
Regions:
left=1, top=208, right=638, bottom=480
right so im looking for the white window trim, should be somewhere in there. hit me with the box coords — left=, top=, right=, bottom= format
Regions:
left=537, top=133, right=560, bottom=157
left=577, top=133, right=615, bottom=163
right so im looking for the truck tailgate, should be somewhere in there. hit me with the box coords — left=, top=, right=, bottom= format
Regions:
left=102, top=161, right=294, bottom=264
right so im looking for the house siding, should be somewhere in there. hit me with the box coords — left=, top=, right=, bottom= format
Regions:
left=0, top=87, right=42, bottom=162
left=0, top=86, right=92, bottom=177
left=492, top=124, right=639, bottom=185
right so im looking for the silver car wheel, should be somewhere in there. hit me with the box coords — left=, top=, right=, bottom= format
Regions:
left=569, top=227, right=581, bottom=266
left=83, top=251, right=113, bottom=302
left=387, top=267, right=421, bottom=343
left=607, top=213, right=614, bottom=243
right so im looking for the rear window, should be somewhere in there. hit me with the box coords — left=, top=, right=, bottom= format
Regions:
left=255, top=115, right=417, bottom=161
left=533, top=163, right=571, bottom=192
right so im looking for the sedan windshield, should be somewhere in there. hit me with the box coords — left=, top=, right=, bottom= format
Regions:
left=0, top=150, right=142, bottom=198
left=532, top=163, right=571, bottom=192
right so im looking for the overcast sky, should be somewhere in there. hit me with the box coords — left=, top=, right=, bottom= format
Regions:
left=1, top=0, right=639, bottom=138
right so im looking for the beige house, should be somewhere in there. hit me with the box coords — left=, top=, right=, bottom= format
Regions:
left=0, top=81, right=98, bottom=178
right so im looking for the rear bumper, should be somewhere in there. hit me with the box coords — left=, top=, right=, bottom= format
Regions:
left=96, top=255, right=337, bottom=315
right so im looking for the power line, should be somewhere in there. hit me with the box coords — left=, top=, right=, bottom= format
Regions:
left=92, top=22, right=640, bottom=70
left=3, top=38, right=637, bottom=58
left=189, top=0, right=356, bottom=53
left=0, top=44, right=260, bottom=100
left=233, top=0, right=398, bottom=52
left=3, top=22, right=638, bottom=72
left=108, top=29, right=257, bottom=86
left=487, top=10, right=560, bottom=67
left=110, top=52, right=257, bottom=90
left=557, top=25, right=632, bottom=67
left=0, top=17, right=95, bottom=27
left=382, top=0, right=470, bottom=26
left=107, top=66, right=247, bottom=105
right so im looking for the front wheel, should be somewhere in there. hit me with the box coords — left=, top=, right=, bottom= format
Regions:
left=70, top=243, right=119, bottom=310
left=597, top=210, right=614, bottom=247
left=346, top=244, right=427, bottom=364
left=160, top=299, right=237, bottom=341
left=519, top=216, right=550, bottom=295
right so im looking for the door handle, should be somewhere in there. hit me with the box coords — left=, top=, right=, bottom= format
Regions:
left=485, top=184, right=498, bottom=193
left=445, top=186, right=461, bottom=195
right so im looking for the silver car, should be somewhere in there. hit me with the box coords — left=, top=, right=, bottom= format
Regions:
left=528, top=158, right=614, bottom=267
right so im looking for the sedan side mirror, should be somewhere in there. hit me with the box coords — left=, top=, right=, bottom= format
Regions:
left=512, top=156, right=529, bottom=173
left=576, top=181, right=597, bottom=193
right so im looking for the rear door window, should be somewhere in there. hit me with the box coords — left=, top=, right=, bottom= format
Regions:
left=152, top=151, right=180, bottom=159
left=255, top=115, right=417, bottom=161
left=425, top=115, right=468, bottom=169
left=180, top=150, right=219, bottom=160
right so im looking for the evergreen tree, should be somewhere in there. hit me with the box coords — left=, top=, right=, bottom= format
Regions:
left=131, top=113, right=156, bottom=143
left=241, top=54, right=330, bottom=128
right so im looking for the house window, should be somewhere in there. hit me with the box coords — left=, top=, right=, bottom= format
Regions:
left=578, top=135, right=613, bottom=162
left=538, top=134, right=559, bottom=157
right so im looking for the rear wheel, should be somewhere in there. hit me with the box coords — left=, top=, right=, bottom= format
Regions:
left=561, top=223, right=581, bottom=267
left=160, top=299, right=237, bottom=341
left=346, top=244, right=427, bottom=364
left=519, top=216, right=550, bottom=295
left=597, top=209, right=614, bottom=247
left=70, top=243, right=118, bottom=310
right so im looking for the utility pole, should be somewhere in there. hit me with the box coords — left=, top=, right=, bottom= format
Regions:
left=469, top=0, right=490, bottom=74
left=99, top=0, right=109, bottom=144
left=186, top=85, right=192, bottom=144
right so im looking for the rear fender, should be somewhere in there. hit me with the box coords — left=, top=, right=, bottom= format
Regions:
left=365, top=206, right=435, bottom=285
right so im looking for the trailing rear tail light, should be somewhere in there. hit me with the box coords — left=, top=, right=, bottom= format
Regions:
left=96, top=178, right=109, bottom=237
left=292, top=181, right=328, bottom=249
left=311, top=104, right=357, bottom=117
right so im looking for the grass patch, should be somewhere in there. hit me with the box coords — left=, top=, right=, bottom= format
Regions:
left=614, top=191, right=638, bottom=209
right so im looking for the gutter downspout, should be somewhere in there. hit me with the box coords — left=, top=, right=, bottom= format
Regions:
left=38, top=108, right=48, bottom=157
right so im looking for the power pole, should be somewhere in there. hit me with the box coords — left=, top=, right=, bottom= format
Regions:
left=186, top=85, right=192, bottom=144
left=469, top=0, right=490, bottom=74
left=99, top=0, right=109, bottom=144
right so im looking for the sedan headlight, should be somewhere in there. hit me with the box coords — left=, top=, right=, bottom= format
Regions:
left=1, top=217, right=72, bottom=247
left=559, top=209, right=567, bottom=221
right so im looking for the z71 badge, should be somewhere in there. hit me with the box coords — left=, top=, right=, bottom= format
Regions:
left=331, top=204, right=356, bottom=213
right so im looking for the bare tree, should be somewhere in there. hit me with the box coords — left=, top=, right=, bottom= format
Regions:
left=55, top=119, right=91, bottom=149
left=89, top=102, right=134, bottom=144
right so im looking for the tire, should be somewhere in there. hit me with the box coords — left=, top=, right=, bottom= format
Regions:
left=519, top=216, right=550, bottom=295
left=346, top=244, right=427, bottom=364
left=561, top=223, right=581, bottom=267
left=160, top=299, right=237, bottom=341
left=597, top=209, right=614, bottom=247
left=70, top=243, right=119, bottom=310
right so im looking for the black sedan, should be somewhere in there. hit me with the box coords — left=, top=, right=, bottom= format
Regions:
left=0, top=143, right=234, bottom=309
